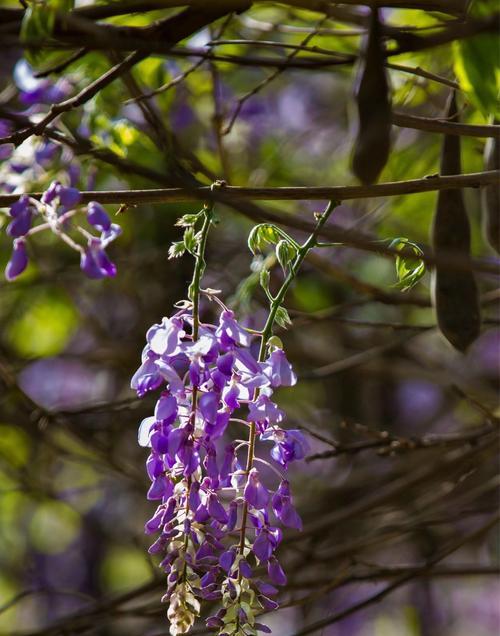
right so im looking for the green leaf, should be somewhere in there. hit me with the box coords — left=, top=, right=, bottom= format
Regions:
left=454, top=26, right=500, bottom=117
left=247, top=224, right=281, bottom=254
left=183, top=227, right=198, bottom=255
left=259, top=268, right=271, bottom=298
left=21, top=5, right=56, bottom=44
left=389, top=237, right=426, bottom=292
left=275, top=305, right=292, bottom=329
left=175, top=213, right=201, bottom=228
left=168, top=241, right=186, bottom=260
left=275, top=239, right=297, bottom=273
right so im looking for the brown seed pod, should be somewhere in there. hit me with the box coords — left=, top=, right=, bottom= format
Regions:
left=431, top=92, right=481, bottom=352
left=481, top=125, right=500, bottom=254
left=351, top=8, right=392, bottom=185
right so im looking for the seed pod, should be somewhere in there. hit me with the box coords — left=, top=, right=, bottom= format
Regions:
left=351, top=8, right=392, bottom=185
left=431, top=92, right=480, bottom=352
left=481, top=124, right=500, bottom=254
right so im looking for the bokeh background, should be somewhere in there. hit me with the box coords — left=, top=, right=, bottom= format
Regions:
left=0, top=2, right=498, bottom=635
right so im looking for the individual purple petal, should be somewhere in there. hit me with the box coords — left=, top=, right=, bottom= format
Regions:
left=144, top=506, right=165, bottom=534
left=150, top=429, right=169, bottom=454
left=167, top=426, right=188, bottom=457
left=222, top=383, right=240, bottom=411
left=147, top=317, right=184, bottom=356
left=146, top=452, right=164, bottom=479
left=210, top=368, right=227, bottom=392
left=268, top=557, right=287, bottom=586
left=138, top=416, right=156, bottom=447
left=248, top=395, right=284, bottom=424
left=233, top=348, right=262, bottom=375
left=219, top=548, right=236, bottom=573
left=262, top=428, right=309, bottom=468
left=257, top=595, right=279, bottom=611
left=189, top=481, right=201, bottom=511
left=238, top=558, right=252, bottom=578
left=204, top=446, right=219, bottom=481
left=7, top=195, right=32, bottom=237
left=206, top=616, right=224, bottom=629
left=253, top=530, right=274, bottom=562
left=100, top=223, right=122, bottom=247
left=219, top=445, right=236, bottom=483
left=147, top=475, right=173, bottom=501
left=196, top=541, right=215, bottom=562
left=94, top=244, right=117, bottom=277
left=216, top=310, right=251, bottom=348
left=57, top=184, right=81, bottom=208
left=41, top=181, right=60, bottom=204
left=272, top=481, right=303, bottom=530
left=7, top=208, right=32, bottom=237
left=80, top=238, right=116, bottom=279
left=255, top=623, right=272, bottom=634
left=207, top=493, right=228, bottom=524
left=194, top=504, right=210, bottom=523
left=9, top=195, right=30, bottom=218
left=189, top=360, right=201, bottom=387
left=256, top=580, right=279, bottom=596
left=87, top=201, right=111, bottom=231
left=244, top=468, right=270, bottom=510
left=136, top=372, right=163, bottom=397
left=206, top=411, right=229, bottom=440
left=5, top=238, right=28, bottom=281
left=216, top=352, right=234, bottom=376
left=148, top=533, right=169, bottom=554
left=264, top=348, right=297, bottom=387
left=199, top=391, right=219, bottom=423
left=154, top=394, right=177, bottom=425
left=155, top=360, right=184, bottom=395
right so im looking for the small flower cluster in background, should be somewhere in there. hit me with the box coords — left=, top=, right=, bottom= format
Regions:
left=3, top=181, right=121, bottom=281
left=132, top=307, right=308, bottom=636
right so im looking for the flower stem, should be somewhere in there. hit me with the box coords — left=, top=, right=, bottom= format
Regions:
left=191, top=203, right=214, bottom=340
left=238, top=200, right=338, bottom=556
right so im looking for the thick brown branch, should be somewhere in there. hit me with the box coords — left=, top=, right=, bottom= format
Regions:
left=0, top=171, right=496, bottom=207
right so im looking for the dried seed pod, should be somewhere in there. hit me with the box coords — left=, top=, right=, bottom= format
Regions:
left=431, top=92, right=481, bottom=352
left=481, top=125, right=500, bottom=254
left=351, top=8, right=392, bottom=185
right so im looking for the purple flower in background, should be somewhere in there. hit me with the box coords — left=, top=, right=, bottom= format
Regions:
left=15, top=60, right=70, bottom=106
left=5, top=238, right=28, bottom=280
left=41, top=181, right=81, bottom=208
left=7, top=194, right=32, bottom=237
left=34, top=140, right=59, bottom=167
left=80, top=238, right=116, bottom=279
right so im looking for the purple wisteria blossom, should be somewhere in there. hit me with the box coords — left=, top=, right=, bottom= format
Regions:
left=3, top=182, right=120, bottom=282
left=132, top=307, right=307, bottom=635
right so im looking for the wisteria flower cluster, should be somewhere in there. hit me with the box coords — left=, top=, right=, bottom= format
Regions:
left=3, top=181, right=121, bottom=281
left=132, top=306, right=308, bottom=635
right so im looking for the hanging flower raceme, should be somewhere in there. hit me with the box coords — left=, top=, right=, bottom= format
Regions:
left=133, top=306, right=305, bottom=636
left=3, top=181, right=121, bottom=282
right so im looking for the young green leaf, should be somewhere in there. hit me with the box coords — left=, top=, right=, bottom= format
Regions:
left=276, top=239, right=297, bottom=273
left=275, top=306, right=292, bottom=329
left=389, top=237, right=426, bottom=292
